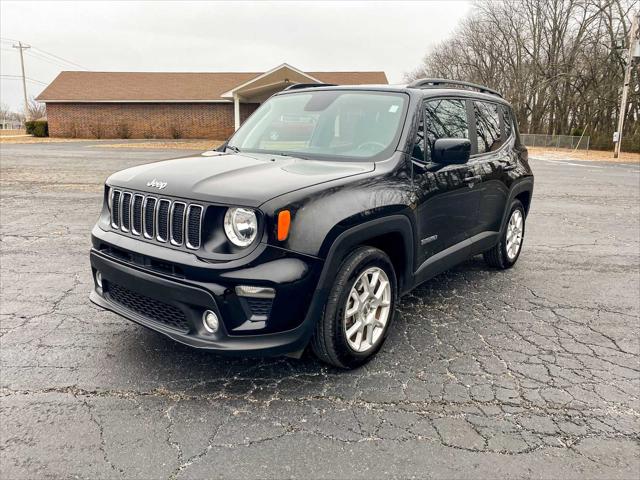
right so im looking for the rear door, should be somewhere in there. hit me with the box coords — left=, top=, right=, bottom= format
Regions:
left=412, top=98, right=481, bottom=266
left=468, top=100, right=512, bottom=235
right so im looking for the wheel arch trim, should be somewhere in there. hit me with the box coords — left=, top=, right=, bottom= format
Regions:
left=317, top=214, right=415, bottom=296
left=500, top=177, right=534, bottom=234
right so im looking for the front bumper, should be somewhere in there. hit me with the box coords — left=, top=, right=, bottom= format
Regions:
left=89, top=227, right=325, bottom=356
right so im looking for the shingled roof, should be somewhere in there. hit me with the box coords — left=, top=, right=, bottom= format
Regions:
left=37, top=70, right=388, bottom=102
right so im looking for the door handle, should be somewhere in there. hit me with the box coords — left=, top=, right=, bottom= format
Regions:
left=500, top=162, right=516, bottom=172
left=464, top=175, right=482, bottom=183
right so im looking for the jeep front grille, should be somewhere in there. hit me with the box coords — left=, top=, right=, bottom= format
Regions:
left=156, top=199, right=170, bottom=242
left=143, top=197, right=156, bottom=238
left=186, top=205, right=203, bottom=249
left=170, top=202, right=186, bottom=245
left=111, top=190, right=121, bottom=228
left=109, top=189, right=203, bottom=250
left=121, top=192, right=132, bottom=232
left=131, top=194, right=144, bottom=235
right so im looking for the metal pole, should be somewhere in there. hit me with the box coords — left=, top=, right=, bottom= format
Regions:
left=233, top=94, right=240, bottom=131
left=614, top=12, right=639, bottom=159
left=12, top=41, right=31, bottom=122
left=574, top=128, right=586, bottom=151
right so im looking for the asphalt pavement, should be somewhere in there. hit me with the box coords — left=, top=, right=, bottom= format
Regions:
left=1, top=141, right=638, bottom=479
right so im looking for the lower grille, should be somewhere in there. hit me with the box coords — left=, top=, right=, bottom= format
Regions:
left=108, top=282, right=190, bottom=332
left=246, top=297, right=273, bottom=318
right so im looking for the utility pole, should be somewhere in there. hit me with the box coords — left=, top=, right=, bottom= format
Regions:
left=12, top=41, right=31, bottom=122
left=614, top=12, right=639, bottom=159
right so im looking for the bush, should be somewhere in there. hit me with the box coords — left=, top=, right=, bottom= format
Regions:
left=116, top=122, right=131, bottom=139
left=170, top=126, right=182, bottom=139
left=89, top=123, right=104, bottom=139
left=65, top=122, right=79, bottom=138
left=25, top=120, right=48, bottom=137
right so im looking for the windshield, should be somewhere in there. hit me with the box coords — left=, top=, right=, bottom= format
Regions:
left=228, top=90, right=408, bottom=161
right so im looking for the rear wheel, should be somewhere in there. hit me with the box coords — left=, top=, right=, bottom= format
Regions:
left=484, top=199, right=526, bottom=269
left=311, top=246, right=397, bottom=369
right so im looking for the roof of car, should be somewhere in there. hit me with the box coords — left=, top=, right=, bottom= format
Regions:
left=276, top=83, right=510, bottom=105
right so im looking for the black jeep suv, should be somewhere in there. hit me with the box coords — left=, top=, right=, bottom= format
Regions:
left=90, top=79, right=533, bottom=368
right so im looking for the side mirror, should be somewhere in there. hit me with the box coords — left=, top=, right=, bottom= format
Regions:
left=215, top=140, right=228, bottom=152
left=432, top=138, right=471, bottom=164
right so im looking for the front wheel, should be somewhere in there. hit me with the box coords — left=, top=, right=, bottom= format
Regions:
left=311, top=246, right=397, bottom=369
left=484, top=199, right=526, bottom=269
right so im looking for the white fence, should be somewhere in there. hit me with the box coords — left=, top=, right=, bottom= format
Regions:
left=520, top=134, right=590, bottom=150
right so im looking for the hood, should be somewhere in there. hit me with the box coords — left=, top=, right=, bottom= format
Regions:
left=106, top=151, right=375, bottom=207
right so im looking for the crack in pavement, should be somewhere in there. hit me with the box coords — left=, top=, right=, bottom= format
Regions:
left=1, top=147, right=639, bottom=479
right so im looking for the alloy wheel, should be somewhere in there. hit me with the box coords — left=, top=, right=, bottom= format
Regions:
left=506, top=209, right=524, bottom=260
left=343, top=267, right=392, bottom=353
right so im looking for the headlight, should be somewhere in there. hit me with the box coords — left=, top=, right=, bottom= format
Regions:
left=224, top=207, right=258, bottom=247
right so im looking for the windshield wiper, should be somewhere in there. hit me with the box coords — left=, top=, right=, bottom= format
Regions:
left=272, top=152, right=309, bottom=160
left=226, top=144, right=241, bottom=153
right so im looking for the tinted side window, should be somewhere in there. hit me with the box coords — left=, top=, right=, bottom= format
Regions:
left=501, top=106, right=513, bottom=139
left=411, top=110, right=425, bottom=161
left=474, top=101, right=502, bottom=154
left=424, top=99, right=469, bottom=161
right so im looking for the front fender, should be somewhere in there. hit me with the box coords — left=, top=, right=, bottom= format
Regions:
left=316, top=214, right=415, bottom=296
left=259, top=153, right=415, bottom=257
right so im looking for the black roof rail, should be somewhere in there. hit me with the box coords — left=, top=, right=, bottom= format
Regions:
left=283, top=83, right=337, bottom=91
left=407, top=78, right=503, bottom=98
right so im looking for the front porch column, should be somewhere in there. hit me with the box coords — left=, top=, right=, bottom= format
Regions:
left=233, top=94, right=240, bottom=131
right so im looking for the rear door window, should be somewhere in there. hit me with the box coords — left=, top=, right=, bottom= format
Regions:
left=501, top=106, right=513, bottom=139
left=474, top=101, right=503, bottom=154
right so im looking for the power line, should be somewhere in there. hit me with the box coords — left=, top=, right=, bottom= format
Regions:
left=31, top=46, right=87, bottom=70
left=25, top=50, right=83, bottom=70
left=1, top=37, right=88, bottom=70
left=1, top=74, right=48, bottom=85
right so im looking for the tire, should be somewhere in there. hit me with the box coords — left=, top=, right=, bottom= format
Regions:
left=311, top=246, right=397, bottom=369
left=484, top=199, right=526, bottom=269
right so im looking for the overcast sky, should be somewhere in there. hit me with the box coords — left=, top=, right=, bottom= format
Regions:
left=1, top=0, right=471, bottom=112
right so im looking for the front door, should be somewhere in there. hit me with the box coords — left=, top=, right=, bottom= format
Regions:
left=412, top=98, right=481, bottom=267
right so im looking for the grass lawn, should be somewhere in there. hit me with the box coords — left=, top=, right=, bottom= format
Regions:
left=528, top=147, right=639, bottom=163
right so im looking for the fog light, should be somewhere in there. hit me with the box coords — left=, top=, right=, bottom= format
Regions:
left=202, top=310, right=219, bottom=333
left=95, top=270, right=103, bottom=288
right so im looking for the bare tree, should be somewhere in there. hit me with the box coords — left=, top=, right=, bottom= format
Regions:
left=407, top=0, right=639, bottom=151
left=0, top=103, right=11, bottom=122
left=1, top=103, right=23, bottom=126
left=26, top=96, right=46, bottom=120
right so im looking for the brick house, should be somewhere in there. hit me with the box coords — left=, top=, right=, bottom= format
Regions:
left=36, top=64, right=387, bottom=139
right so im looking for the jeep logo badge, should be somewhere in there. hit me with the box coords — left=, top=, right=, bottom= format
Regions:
left=146, top=179, right=167, bottom=190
